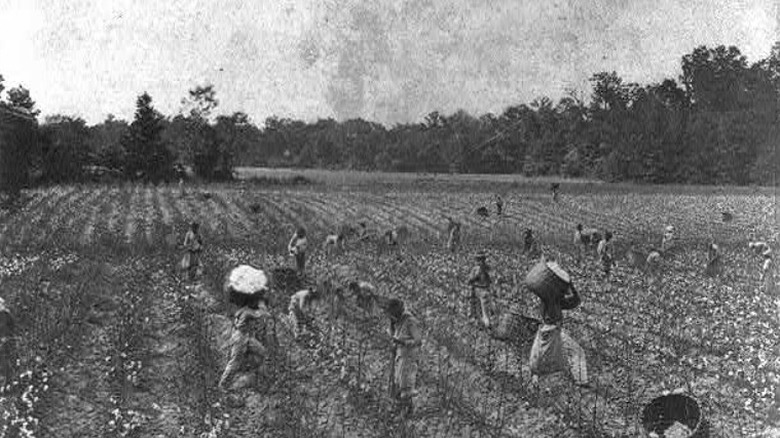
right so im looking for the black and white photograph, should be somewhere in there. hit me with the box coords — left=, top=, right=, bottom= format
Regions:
left=0, top=1, right=777, bottom=437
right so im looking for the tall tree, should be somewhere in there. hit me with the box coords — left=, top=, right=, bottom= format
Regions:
left=121, top=92, right=175, bottom=182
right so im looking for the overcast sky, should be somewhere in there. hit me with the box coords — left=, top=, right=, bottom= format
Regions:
left=0, top=0, right=776, bottom=126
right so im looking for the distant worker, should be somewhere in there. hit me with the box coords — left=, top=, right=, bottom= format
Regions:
left=385, top=298, right=422, bottom=416
left=660, top=225, right=675, bottom=254
left=288, top=227, right=308, bottom=275
left=574, top=224, right=601, bottom=255
left=181, top=221, right=203, bottom=282
left=219, top=280, right=272, bottom=390
left=705, top=241, right=721, bottom=277
left=467, top=252, right=493, bottom=329
left=524, top=228, right=541, bottom=259
left=495, top=194, right=504, bottom=216
left=323, top=233, right=344, bottom=256
left=348, top=280, right=378, bottom=315
left=288, top=283, right=325, bottom=339
left=597, top=231, right=614, bottom=279
left=446, top=218, right=462, bottom=253
left=749, top=241, right=773, bottom=282
left=551, top=183, right=560, bottom=202
left=525, top=261, right=588, bottom=388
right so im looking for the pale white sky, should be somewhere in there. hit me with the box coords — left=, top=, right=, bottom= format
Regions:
left=0, top=0, right=776, bottom=126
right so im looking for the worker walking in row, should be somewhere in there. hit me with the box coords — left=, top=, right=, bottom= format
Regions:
left=467, top=252, right=493, bottom=329
left=446, top=217, right=461, bottom=253
left=288, top=227, right=308, bottom=275
left=597, top=231, right=614, bottom=279
left=525, top=261, right=589, bottom=388
left=386, top=298, right=422, bottom=417
left=181, top=221, right=203, bottom=283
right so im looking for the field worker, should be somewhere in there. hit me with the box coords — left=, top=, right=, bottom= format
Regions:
left=597, top=231, right=614, bottom=278
left=467, top=252, right=493, bottom=328
left=322, top=233, right=344, bottom=256
left=551, top=183, right=560, bottom=202
left=348, top=280, right=378, bottom=315
left=661, top=225, right=675, bottom=253
left=524, top=228, right=542, bottom=259
left=288, top=227, right=308, bottom=275
left=749, top=242, right=773, bottom=281
left=574, top=224, right=601, bottom=254
left=646, top=250, right=662, bottom=274
left=288, top=284, right=325, bottom=339
left=705, top=241, right=721, bottom=277
left=446, top=218, right=461, bottom=253
left=495, top=194, right=504, bottom=216
left=525, top=261, right=589, bottom=388
left=385, top=298, right=422, bottom=416
left=219, top=287, right=272, bottom=390
left=181, top=221, right=203, bottom=282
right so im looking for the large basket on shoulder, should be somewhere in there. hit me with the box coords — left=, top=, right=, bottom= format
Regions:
left=525, top=261, right=570, bottom=300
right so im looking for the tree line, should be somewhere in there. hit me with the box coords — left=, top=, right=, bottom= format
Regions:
left=1, top=42, right=778, bottom=202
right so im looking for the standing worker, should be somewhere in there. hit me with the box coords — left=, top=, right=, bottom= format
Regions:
left=385, top=298, right=422, bottom=416
left=446, top=218, right=461, bottom=253
left=181, top=221, right=203, bottom=282
left=495, top=194, right=504, bottom=216
left=749, top=241, right=773, bottom=282
left=705, top=241, right=721, bottom=277
left=597, top=231, right=614, bottom=279
left=525, top=260, right=589, bottom=388
left=551, top=183, right=560, bottom=202
left=288, top=227, right=309, bottom=275
left=219, top=268, right=272, bottom=390
left=661, top=225, right=675, bottom=254
left=467, top=252, right=493, bottom=329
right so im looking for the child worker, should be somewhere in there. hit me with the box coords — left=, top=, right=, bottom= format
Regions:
left=219, top=268, right=273, bottom=391
left=288, top=227, right=309, bottom=275
left=467, top=251, right=493, bottom=329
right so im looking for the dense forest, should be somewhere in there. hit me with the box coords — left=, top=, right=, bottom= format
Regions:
left=1, top=43, right=778, bottom=199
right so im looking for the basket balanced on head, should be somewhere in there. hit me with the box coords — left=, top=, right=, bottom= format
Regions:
left=525, top=260, right=571, bottom=301
left=225, top=265, right=269, bottom=306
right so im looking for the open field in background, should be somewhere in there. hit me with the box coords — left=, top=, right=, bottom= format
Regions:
left=0, top=176, right=777, bottom=437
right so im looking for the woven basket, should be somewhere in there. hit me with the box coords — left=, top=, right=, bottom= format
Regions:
left=525, top=261, right=570, bottom=299
left=641, top=394, right=708, bottom=438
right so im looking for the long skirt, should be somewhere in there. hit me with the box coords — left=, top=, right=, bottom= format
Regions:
left=394, top=354, right=418, bottom=400
left=295, top=252, right=306, bottom=273
left=529, top=324, right=588, bottom=385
